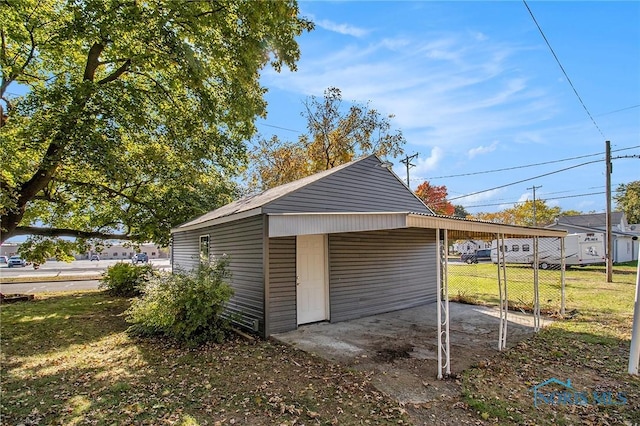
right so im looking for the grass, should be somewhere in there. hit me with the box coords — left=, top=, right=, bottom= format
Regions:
left=2, top=263, right=640, bottom=425
left=453, top=261, right=640, bottom=425
left=1, top=291, right=409, bottom=425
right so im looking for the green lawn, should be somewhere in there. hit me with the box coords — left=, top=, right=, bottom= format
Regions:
left=2, top=263, right=639, bottom=425
left=1, top=292, right=408, bottom=425
left=457, top=262, right=640, bottom=425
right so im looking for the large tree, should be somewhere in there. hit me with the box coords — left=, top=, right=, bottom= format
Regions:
left=249, top=87, right=405, bottom=191
left=0, top=1, right=312, bottom=257
left=614, top=181, right=640, bottom=224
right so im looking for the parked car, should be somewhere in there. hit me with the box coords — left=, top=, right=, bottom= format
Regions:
left=460, top=249, right=492, bottom=264
left=132, top=253, right=149, bottom=263
left=7, top=256, right=27, bottom=268
left=90, top=255, right=100, bottom=261
left=0, top=255, right=8, bottom=265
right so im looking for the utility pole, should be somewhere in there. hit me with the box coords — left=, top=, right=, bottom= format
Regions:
left=527, top=185, right=542, bottom=226
left=400, top=153, right=418, bottom=187
left=605, top=140, right=613, bottom=283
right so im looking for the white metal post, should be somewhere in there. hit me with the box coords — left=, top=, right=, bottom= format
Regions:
left=443, top=230, right=451, bottom=375
left=533, top=236, right=540, bottom=332
left=501, top=235, right=508, bottom=350
left=436, top=228, right=443, bottom=379
left=629, top=259, right=640, bottom=374
left=497, top=234, right=508, bottom=351
left=560, top=236, right=566, bottom=316
left=436, top=229, right=451, bottom=379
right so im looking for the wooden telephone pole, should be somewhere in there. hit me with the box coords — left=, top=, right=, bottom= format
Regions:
left=605, top=140, right=613, bottom=283
left=400, top=153, right=418, bottom=187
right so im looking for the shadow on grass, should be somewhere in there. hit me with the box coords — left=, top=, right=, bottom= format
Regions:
left=0, top=292, right=130, bottom=358
left=2, top=292, right=409, bottom=425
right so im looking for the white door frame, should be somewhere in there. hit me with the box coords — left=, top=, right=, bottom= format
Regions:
left=296, top=234, right=329, bottom=325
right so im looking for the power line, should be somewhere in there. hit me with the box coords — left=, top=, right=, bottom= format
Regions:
left=463, top=191, right=606, bottom=209
left=595, top=104, right=640, bottom=117
left=420, top=145, right=639, bottom=181
left=448, top=159, right=602, bottom=201
left=257, top=123, right=303, bottom=134
left=523, top=0, right=606, bottom=139
left=422, top=151, right=602, bottom=180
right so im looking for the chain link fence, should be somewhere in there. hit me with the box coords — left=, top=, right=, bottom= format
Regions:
left=447, top=237, right=565, bottom=315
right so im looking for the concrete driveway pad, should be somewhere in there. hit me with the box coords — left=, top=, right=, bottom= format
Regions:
left=273, top=302, right=550, bottom=403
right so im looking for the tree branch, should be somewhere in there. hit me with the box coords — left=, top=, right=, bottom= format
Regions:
left=13, top=226, right=134, bottom=240
left=83, top=42, right=104, bottom=81
left=97, top=58, right=131, bottom=84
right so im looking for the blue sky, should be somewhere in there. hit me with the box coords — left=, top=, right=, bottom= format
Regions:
left=256, top=1, right=640, bottom=215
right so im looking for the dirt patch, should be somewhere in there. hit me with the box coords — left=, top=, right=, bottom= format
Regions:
left=375, top=343, right=414, bottom=362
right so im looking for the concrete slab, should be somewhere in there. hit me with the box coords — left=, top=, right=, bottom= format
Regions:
left=273, top=302, right=551, bottom=404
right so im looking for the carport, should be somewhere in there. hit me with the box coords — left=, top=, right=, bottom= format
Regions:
left=406, top=213, right=566, bottom=378
left=271, top=211, right=567, bottom=379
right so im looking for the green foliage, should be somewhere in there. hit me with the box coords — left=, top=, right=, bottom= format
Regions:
left=18, top=237, right=78, bottom=264
left=614, top=180, right=640, bottom=223
left=474, top=200, right=572, bottom=227
left=99, top=262, right=153, bottom=297
left=1, top=1, right=313, bottom=253
left=126, top=259, right=234, bottom=345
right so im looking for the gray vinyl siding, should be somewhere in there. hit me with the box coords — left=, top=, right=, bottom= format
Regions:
left=172, top=215, right=265, bottom=333
left=171, top=229, right=202, bottom=272
left=329, top=228, right=437, bottom=322
left=267, top=237, right=297, bottom=334
left=263, top=156, right=430, bottom=214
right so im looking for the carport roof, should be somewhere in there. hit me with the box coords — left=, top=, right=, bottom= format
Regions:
left=267, top=211, right=567, bottom=238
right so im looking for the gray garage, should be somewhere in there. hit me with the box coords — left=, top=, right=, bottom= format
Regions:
left=171, top=154, right=565, bottom=377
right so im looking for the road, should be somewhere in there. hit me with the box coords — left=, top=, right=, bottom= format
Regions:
left=1, top=280, right=101, bottom=294
left=0, top=258, right=171, bottom=294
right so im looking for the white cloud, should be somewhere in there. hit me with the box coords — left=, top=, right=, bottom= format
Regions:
left=316, top=19, right=369, bottom=37
left=392, top=147, right=444, bottom=188
left=262, top=25, right=556, bottom=159
left=468, top=141, right=498, bottom=159
left=415, top=146, right=444, bottom=172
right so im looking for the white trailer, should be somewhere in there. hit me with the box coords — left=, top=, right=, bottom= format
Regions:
left=490, top=233, right=605, bottom=269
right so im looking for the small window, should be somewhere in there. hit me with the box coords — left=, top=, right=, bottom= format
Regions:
left=122, top=252, right=127, bottom=256
left=512, top=245, right=519, bottom=252
left=200, top=235, right=210, bottom=261
left=522, top=244, right=530, bottom=252
left=113, top=252, right=119, bottom=257
left=151, top=252, right=156, bottom=256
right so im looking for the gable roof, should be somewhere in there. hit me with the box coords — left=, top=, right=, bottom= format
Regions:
left=553, top=212, right=624, bottom=228
left=174, top=155, right=432, bottom=231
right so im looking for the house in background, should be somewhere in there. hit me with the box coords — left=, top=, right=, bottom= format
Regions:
left=171, top=155, right=566, bottom=338
left=452, top=239, right=491, bottom=255
left=546, top=212, right=638, bottom=263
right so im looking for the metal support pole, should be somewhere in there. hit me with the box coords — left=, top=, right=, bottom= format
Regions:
left=560, top=237, right=566, bottom=316
left=497, top=234, right=508, bottom=350
left=436, top=229, right=451, bottom=379
left=629, top=259, right=640, bottom=374
left=533, top=236, right=540, bottom=332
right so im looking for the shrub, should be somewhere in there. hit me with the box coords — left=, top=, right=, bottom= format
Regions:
left=99, top=262, right=153, bottom=297
left=125, top=258, right=234, bottom=345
